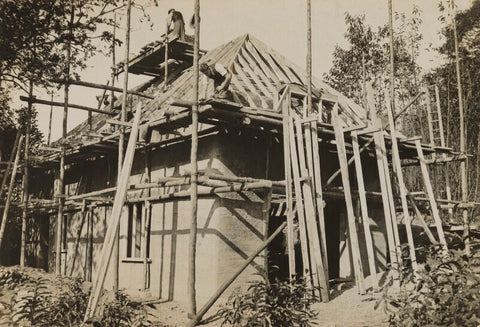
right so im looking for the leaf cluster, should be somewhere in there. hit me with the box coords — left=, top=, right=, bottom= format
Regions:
left=324, top=9, right=422, bottom=122
left=0, top=267, right=34, bottom=290
left=0, top=0, right=127, bottom=91
left=379, top=247, right=480, bottom=327
left=100, top=291, right=152, bottom=327
left=215, top=275, right=318, bottom=327
left=0, top=266, right=160, bottom=326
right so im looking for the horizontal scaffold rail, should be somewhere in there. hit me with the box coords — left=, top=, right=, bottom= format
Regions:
left=50, top=79, right=154, bottom=99
left=20, top=96, right=117, bottom=116
left=65, top=173, right=285, bottom=202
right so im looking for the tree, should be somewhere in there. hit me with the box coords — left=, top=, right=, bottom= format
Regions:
left=0, top=0, right=127, bottom=91
left=429, top=0, right=480, bottom=220
left=324, top=10, right=422, bottom=131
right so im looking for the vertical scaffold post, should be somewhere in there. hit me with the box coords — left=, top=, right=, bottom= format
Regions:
left=56, top=0, right=74, bottom=275
left=188, top=0, right=200, bottom=318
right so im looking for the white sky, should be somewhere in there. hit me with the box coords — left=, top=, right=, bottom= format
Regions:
left=25, top=0, right=472, bottom=142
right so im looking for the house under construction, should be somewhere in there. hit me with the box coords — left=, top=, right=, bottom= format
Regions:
left=1, top=29, right=470, bottom=323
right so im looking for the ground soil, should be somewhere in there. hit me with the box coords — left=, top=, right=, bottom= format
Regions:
left=0, top=266, right=389, bottom=327
left=147, top=281, right=388, bottom=327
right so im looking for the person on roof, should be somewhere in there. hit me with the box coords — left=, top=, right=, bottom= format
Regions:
left=166, top=8, right=185, bottom=41
left=200, top=62, right=232, bottom=99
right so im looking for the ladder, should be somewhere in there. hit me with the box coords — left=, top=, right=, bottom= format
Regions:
left=423, top=85, right=453, bottom=218
left=423, top=86, right=443, bottom=147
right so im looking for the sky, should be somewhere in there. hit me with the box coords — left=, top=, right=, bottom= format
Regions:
left=26, top=0, right=473, bottom=143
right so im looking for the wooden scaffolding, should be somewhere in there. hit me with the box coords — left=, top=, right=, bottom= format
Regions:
left=1, top=2, right=478, bottom=327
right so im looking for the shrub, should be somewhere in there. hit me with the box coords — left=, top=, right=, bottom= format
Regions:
left=215, top=274, right=318, bottom=327
left=11, top=278, right=51, bottom=326
left=101, top=291, right=152, bottom=327
left=380, top=246, right=480, bottom=327
left=44, top=278, right=90, bottom=326
left=0, top=267, right=33, bottom=290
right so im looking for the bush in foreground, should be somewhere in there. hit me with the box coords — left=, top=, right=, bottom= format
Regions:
left=215, top=274, right=318, bottom=327
left=0, top=266, right=159, bottom=326
left=380, top=247, right=480, bottom=327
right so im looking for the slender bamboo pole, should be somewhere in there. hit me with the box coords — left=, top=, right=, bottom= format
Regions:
left=47, top=93, right=53, bottom=145
left=188, top=0, right=200, bottom=318
left=19, top=96, right=117, bottom=116
left=143, top=148, right=151, bottom=290
left=435, top=85, right=453, bottom=220
left=56, top=1, right=74, bottom=274
left=0, top=136, right=24, bottom=250
left=451, top=0, right=469, bottom=255
left=164, top=18, right=169, bottom=91
left=20, top=80, right=33, bottom=267
left=114, top=3, right=128, bottom=293
left=388, top=0, right=395, bottom=111
left=307, top=0, right=312, bottom=118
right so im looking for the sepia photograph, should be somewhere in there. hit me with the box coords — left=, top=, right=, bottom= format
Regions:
left=0, top=0, right=479, bottom=326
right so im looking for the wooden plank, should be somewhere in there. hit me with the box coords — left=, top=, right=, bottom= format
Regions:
left=332, top=110, right=365, bottom=295
left=85, top=207, right=93, bottom=282
left=0, top=136, right=24, bottom=250
left=378, top=133, right=403, bottom=267
left=373, top=132, right=399, bottom=272
left=262, top=188, right=273, bottom=275
left=414, top=139, right=448, bottom=250
left=294, top=117, right=329, bottom=301
left=288, top=116, right=313, bottom=288
left=69, top=200, right=88, bottom=276
left=244, top=39, right=280, bottom=85
left=239, top=48, right=276, bottom=97
left=186, top=221, right=287, bottom=327
left=406, top=193, right=437, bottom=244
left=107, top=119, right=133, bottom=127
left=351, top=131, right=378, bottom=290
left=233, top=61, right=262, bottom=107
left=231, top=74, right=257, bottom=107
left=143, top=149, right=152, bottom=290
left=280, top=88, right=296, bottom=279
left=84, top=102, right=143, bottom=321
left=325, top=137, right=374, bottom=188
left=236, top=54, right=273, bottom=102
left=310, top=120, right=329, bottom=283
left=384, top=94, right=418, bottom=272
left=247, top=40, right=285, bottom=83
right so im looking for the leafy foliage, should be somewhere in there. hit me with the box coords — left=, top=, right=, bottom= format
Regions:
left=215, top=275, right=318, bottom=327
left=44, top=278, right=90, bottom=326
left=0, top=0, right=125, bottom=89
left=324, top=9, right=422, bottom=122
left=101, top=291, right=152, bottom=327
left=0, top=267, right=33, bottom=290
left=0, top=266, right=160, bottom=326
left=11, top=277, right=51, bottom=326
left=429, top=0, right=480, bottom=220
left=379, top=247, right=480, bottom=327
